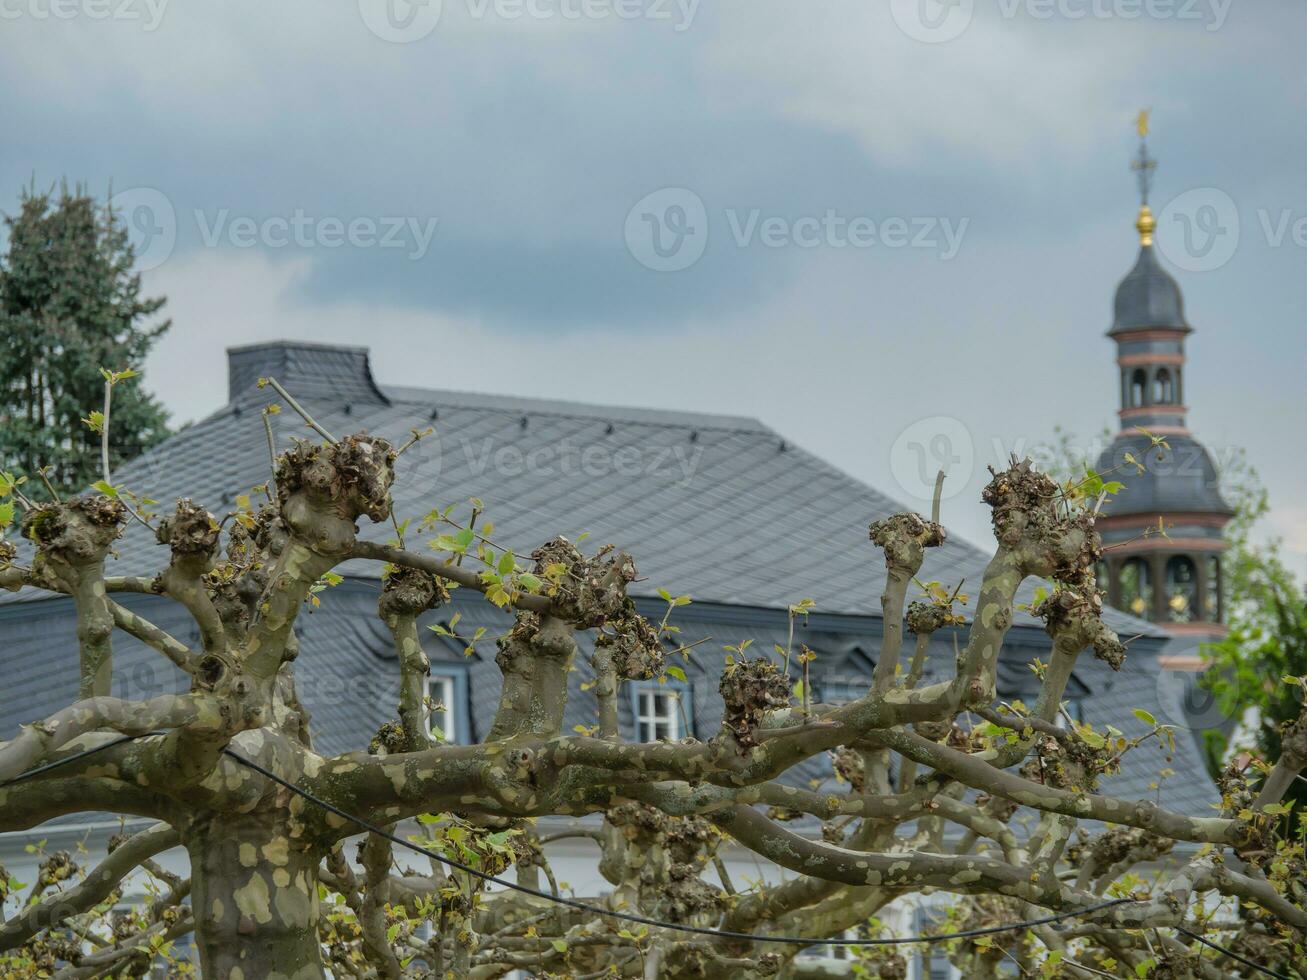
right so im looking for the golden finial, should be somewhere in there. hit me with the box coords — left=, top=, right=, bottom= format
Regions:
left=1130, top=110, right=1157, bottom=246
left=1136, top=205, right=1156, bottom=246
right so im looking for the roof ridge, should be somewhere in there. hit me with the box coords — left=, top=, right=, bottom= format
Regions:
left=381, top=384, right=772, bottom=434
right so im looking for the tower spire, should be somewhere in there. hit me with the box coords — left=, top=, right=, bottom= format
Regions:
left=1131, top=109, right=1157, bottom=246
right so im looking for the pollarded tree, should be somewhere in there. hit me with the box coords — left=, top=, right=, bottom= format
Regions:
left=0, top=375, right=1304, bottom=980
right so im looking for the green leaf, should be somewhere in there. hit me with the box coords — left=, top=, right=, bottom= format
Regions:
left=518, top=572, right=542, bottom=592
left=92, top=480, right=119, bottom=499
left=665, top=666, right=687, bottom=683
left=551, top=940, right=568, bottom=953
left=1079, top=728, right=1106, bottom=749
left=454, top=527, right=476, bottom=549
left=0, top=501, right=13, bottom=530
left=498, top=550, right=515, bottom=575
left=1132, top=708, right=1157, bottom=727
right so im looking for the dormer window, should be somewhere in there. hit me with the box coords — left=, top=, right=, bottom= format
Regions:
left=632, top=681, right=690, bottom=742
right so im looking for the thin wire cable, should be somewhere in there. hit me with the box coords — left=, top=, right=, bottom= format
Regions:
left=7, top=732, right=1294, bottom=966
left=218, top=745, right=1133, bottom=947
left=2, top=733, right=153, bottom=784
left=1175, top=925, right=1297, bottom=980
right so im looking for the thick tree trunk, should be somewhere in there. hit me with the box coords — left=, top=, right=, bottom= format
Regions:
left=185, top=811, right=327, bottom=980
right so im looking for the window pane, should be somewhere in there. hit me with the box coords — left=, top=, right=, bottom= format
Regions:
left=1166, top=556, right=1199, bottom=623
left=1119, top=558, right=1153, bottom=619
left=636, top=687, right=681, bottom=741
left=1154, top=367, right=1173, bottom=404
left=1204, top=555, right=1221, bottom=622
left=1130, top=369, right=1147, bottom=407
left=428, top=675, right=456, bottom=742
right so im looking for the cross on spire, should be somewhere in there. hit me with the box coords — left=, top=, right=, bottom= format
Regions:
left=1131, top=108, right=1157, bottom=205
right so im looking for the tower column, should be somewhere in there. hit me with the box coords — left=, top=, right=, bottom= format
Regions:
left=1150, top=552, right=1168, bottom=623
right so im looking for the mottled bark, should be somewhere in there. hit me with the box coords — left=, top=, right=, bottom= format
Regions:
left=185, top=811, right=327, bottom=980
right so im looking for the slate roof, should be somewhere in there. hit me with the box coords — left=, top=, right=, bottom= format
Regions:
left=1110, top=244, right=1191, bottom=335
left=1096, top=431, right=1233, bottom=519
left=2, top=341, right=1167, bottom=637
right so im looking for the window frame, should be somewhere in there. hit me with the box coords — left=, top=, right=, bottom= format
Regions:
left=1129, top=368, right=1148, bottom=407
left=1119, top=556, right=1154, bottom=619
left=426, top=663, right=471, bottom=744
left=629, top=679, right=692, bottom=742
left=1165, top=554, right=1199, bottom=624
left=1153, top=366, right=1174, bottom=404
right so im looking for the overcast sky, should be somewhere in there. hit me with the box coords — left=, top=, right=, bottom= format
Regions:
left=3, top=0, right=1305, bottom=577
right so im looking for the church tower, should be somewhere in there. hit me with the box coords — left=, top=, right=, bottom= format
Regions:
left=1095, top=113, right=1233, bottom=644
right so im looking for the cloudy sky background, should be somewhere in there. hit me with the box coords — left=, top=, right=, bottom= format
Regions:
left=3, top=0, right=1305, bottom=576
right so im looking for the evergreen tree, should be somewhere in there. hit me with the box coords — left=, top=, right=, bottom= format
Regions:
left=0, top=182, right=170, bottom=494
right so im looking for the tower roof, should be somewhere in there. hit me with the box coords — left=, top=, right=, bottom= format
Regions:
left=1094, top=431, right=1232, bottom=519
left=1110, top=243, right=1191, bottom=335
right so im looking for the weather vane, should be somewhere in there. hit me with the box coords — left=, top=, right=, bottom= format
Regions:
left=1131, top=108, right=1156, bottom=206
left=1130, top=109, right=1158, bottom=245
